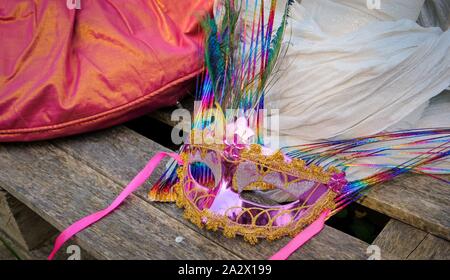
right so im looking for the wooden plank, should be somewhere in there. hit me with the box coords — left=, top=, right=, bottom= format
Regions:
left=373, top=219, right=427, bottom=259
left=0, top=142, right=239, bottom=260
left=298, top=225, right=391, bottom=260
left=149, top=95, right=193, bottom=131
left=151, top=99, right=450, bottom=241
left=0, top=187, right=57, bottom=250
left=0, top=229, right=94, bottom=260
left=0, top=237, right=17, bottom=260
left=407, top=234, right=450, bottom=260
left=360, top=174, right=450, bottom=241
left=54, top=126, right=372, bottom=259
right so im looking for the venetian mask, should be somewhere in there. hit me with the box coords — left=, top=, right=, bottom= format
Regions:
left=172, top=140, right=345, bottom=243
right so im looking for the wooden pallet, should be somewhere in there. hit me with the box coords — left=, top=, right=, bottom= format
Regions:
left=0, top=104, right=448, bottom=259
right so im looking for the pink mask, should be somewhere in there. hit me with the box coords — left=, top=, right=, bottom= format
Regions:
left=170, top=140, right=346, bottom=243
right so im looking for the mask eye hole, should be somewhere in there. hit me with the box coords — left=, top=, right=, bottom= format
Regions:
left=189, top=161, right=216, bottom=189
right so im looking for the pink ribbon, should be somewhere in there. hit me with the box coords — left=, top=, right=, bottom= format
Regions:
left=269, top=209, right=331, bottom=260
left=48, top=152, right=183, bottom=260
left=48, top=149, right=328, bottom=260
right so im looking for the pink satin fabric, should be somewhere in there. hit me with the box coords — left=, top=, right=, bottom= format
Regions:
left=0, top=0, right=212, bottom=142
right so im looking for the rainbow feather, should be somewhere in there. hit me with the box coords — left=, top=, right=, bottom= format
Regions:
left=282, top=128, right=450, bottom=213
left=150, top=0, right=294, bottom=201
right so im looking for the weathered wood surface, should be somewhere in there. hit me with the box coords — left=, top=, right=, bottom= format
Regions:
left=150, top=97, right=450, bottom=241
left=0, top=187, right=94, bottom=260
left=0, top=187, right=57, bottom=251
left=407, top=233, right=450, bottom=260
left=373, top=219, right=427, bottom=259
left=150, top=95, right=193, bottom=133
left=0, top=237, right=16, bottom=260
left=0, top=142, right=239, bottom=260
left=0, top=128, right=373, bottom=259
left=0, top=229, right=79, bottom=260
left=53, top=126, right=372, bottom=260
left=360, top=174, right=450, bottom=241
left=373, top=219, right=450, bottom=260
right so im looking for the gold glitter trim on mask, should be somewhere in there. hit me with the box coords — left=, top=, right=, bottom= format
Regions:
left=175, top=179, right=336, bottom=244
left=185, top=140, right=339, bottom=185
left=240, top=144, right=338, bottom=184
left=173, top=153, right=337, bottom=244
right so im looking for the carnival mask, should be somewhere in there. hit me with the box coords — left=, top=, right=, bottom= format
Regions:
left=171, top=140, right=345, bottom=243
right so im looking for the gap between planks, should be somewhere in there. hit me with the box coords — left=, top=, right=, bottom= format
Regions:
left=373, top=219, right=449, bottom=260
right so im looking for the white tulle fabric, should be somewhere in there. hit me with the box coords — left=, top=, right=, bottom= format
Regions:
left=259, top=0, right=450, bottom=146
left=213, top=0, right=449, bottom=187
